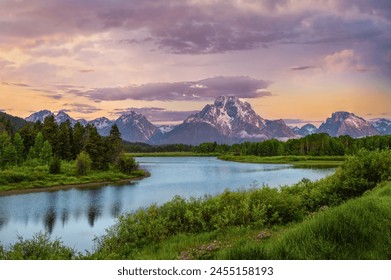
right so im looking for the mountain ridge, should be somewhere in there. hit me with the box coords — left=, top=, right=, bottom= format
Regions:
left=22, top=97, right=391, bottom=144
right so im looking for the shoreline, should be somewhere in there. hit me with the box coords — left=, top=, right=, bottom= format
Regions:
left=0, top=171, right=150, bottom=197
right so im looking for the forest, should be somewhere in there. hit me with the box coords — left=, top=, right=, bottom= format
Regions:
left=0, top=116, right=141, bottom=191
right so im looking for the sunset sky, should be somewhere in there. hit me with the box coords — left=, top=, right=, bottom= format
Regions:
left=1, top=0, right=390, bottom=126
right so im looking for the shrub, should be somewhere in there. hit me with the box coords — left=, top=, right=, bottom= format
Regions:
left=76, top=151, right=92, bottom=176
left=49, top=157, right=61, bottom=174
left=3, top=233, right=78, bottom=260
left=117, top=155, right=138, bottom=175
left=332, top=149, right=391, bottom=200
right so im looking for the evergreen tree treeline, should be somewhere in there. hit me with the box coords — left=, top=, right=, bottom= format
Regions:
left=124, top=133, right=391, bottom=156
left=1, top=117, right=123, bottom=171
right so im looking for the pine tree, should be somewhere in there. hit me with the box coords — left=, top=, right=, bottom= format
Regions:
left=13, top=133, right=24, bottom=165
left=28, top=132, right=45, bottom=160
left=58, top=120, right=73, bottom=160
left=84, top=125, right=107, bottom=170
left=42, top=115, right=59, bottom=156
left=106, top=124, right=123, bottom=164
left=72, top=122, right=85, bottom=159
left=2, top=143, right=17, bottom=168
left=40, top=140, right=53, bottom=164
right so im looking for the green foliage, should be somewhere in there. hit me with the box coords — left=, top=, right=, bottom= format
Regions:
left=224, top=183, right=391, bottom=260
left=92, top=186, right=305, bottom=259
left=76, top=151, right=92, bottom=176
left=40, top=140, right=53, bottom=164
left=117, top=155, right=138, bottom=175
left=106, top=124, right=123, bottom=164
left=84, top=125, right=107, bottom=170
left=333, top=149, right=391, bottom=199
left=49, top=156, right=62, bottom=174
left=57, top=120, right=73, bottom=160
left=2, top=233, right=78, bottom=260
left=13, top=133, right=24, bottom=164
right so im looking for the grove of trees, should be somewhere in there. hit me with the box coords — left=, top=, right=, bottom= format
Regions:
left=0, top=116, right=126, bottom=173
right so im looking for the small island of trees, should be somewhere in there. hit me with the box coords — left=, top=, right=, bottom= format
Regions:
left=0, top=116, right=142, bottom=193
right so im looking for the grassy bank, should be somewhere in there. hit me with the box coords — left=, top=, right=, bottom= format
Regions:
left=123, top=181, right=391, bottom=260
left=218, top=154, right=346, bottom=167
left=0, top=161, right=147, bottom=194
left=1, top=149, right=390, bottom=259
left=127, top=152, right=220, bottom=157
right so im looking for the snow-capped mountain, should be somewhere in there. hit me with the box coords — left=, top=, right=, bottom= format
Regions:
left=158, top=125, right=176, bottom=133
left=55, top=111, right=78, bottom=126
left=184, top=96, right=267, bottom=138
left=115, top=111, right=161, bottom=143
left=88, top=117, right=114, bottom=136
left=155, top=96, right=295, bottom=144
left=371, top=118, right=391, bottom=135
left=26, top=105, right=388, bottom=145
left=26, top=110, right=80, bottom=126
left=26, top=110, right=53, bottom=123
left=296, top=124, right=318, bottom=136
left=318, top=111, right=379, bottom=137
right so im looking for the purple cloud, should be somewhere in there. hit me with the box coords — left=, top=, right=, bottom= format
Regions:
left=82, top=76, right=272, bottom=102
left=290, top=66, right=317, bottom=71
left=112, top=107, right=198, bottom=123
left=62, top=103, right=102, bottom=114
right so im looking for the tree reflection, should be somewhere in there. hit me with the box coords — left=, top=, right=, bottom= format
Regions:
left=0, top=216, right=8, bottom=231
left=61, top=209, right=69, bottom=227
left=87, top=205, right=101, bottom=227
left=44, top=208, right=56, bottom=234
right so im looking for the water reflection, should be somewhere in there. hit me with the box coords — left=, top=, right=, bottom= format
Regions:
left=0, top=157, right=335, bottom=251
left=61, top=209, right=69, bottom=227
left=44, top=208, right=56, bottom=234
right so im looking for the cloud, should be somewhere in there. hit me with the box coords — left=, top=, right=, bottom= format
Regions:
left=82, top=76, right=272, bottom=102
left=1, top=0, right=389, bottom=54
left=323, top=49, right=371, bottom=72
left=112, top=107, right=198, bottom=123
left=79, top=69, right=94, bottom=73
left=283, top=118, right=321, bottom=126
left=290, top=66, right=317, bottom=71
left=62, top=103, right=101, bottom=114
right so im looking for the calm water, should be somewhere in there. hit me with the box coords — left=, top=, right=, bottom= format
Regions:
left=0, top=157, right=334, bottom=252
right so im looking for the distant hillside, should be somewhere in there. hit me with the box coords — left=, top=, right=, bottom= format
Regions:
left=0, top=111, right=28, bottom=133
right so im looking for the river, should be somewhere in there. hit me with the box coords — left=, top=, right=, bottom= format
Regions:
left=0, top=157, right=335, bottom=252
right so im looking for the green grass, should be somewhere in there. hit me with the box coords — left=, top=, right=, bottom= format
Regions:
left=117, top=181, right=391, bottom=260
left=1, top=149, right=390, bottom=260
left=0, top=162, right=147, bottom=193
left=218, top=154, right=346, bottom=167
left=223, top=182, right=391, bottom=260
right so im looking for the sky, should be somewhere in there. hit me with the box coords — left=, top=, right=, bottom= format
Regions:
left=0, top=0, right=390, bottom=126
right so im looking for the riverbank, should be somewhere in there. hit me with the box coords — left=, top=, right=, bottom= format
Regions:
left=0, top=170, right=149, bottom=196
left=218, top=154, right=346, bottom=167
left=127, top=151, right=220, bottom=157
left=1, top=149, right=390, bottom=259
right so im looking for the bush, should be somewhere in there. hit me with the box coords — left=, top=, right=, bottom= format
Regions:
left=76, top=151, right=92, bottom=176
left=49, top=157, right=61, bottom=174
left=332, top=149, right=391, bottom=200
left=2, top=233, right=78, bottom=260
left=117, top=155, right=138, bottom=175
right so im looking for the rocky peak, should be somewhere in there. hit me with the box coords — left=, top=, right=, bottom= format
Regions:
left=185, top=95, right=266, bottom=137
left=318, top=111, right=379, bottom=137
left=26, top=110, right=53, bottom=123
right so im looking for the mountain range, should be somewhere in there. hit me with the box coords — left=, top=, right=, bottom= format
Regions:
left=24, top=96, right=390, bottom=144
